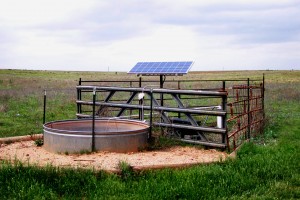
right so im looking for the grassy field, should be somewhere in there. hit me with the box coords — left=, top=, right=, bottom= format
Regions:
left=0, top=69, right=299, bottom=199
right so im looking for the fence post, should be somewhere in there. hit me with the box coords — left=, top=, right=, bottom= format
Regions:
left=247, top=78, right=251, bottom=139
left=139, top=77, right=142, bottom=120
left=178, top=80, right=181, bottom=119
left=149, top=89, right=153, bottom=140
left=78, top=78, right=82, bottom=115
left=262, top=73, right=265, bottom=124
left=130, top=81, right=133, bottom=118
left=92, top=87, right=96, bottom=152
left=221, top=81, right=227, bottom=147
left=43, top=90, right=47, bottom=125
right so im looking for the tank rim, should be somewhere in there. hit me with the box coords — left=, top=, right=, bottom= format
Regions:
left=43, top=118, right=149, bottom=135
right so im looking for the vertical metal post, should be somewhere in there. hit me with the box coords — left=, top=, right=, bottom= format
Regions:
left=247, top=78, right=251, bottom=139
left=262, top=73, right=265, bottom=123
left=130, top=81, right=133, bottom=118
left=139, top=77, right=142, bottom=88
left=43, top=90, right=47, bottom=124
left=92, top=87, right=96, bottom=152
left=78, top=78, right=82, bottom=114
left=160, top=75, right=164, bottom=106
left=43, top=90, right=47, bottom=141
left=160, top=75, right=164, bottom=135
left=149, top=89, right=153, bottom=140
left=178, top=81, right=181, bottom=119
left=139, top=77, right=142, bottom=120
left=221, top=81, right=227, bottom=146
left=140, top=97, right=144, bottom=121
left=77, top=88, right=80, bottom=117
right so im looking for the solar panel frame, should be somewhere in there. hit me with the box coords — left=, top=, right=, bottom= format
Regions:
left=128, top=61, right=193, bottom=76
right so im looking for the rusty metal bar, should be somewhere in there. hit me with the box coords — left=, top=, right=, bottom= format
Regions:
left=229, top=96, right=262, bottom=105
left=227, top=108, right=263, bottom=122
left=247, top=78, right=251, bottom=139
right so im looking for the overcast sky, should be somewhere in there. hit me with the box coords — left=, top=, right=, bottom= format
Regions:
left=0, top=0, right=299, bottom=72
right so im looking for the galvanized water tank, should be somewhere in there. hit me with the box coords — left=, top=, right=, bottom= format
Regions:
left=43, top=119, right=149, bottom=153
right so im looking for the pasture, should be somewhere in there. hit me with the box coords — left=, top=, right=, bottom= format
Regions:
left=0, top=69, right=299, bottom=199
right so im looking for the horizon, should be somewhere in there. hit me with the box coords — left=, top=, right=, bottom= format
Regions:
left=1, top=1, right=300, bottom=71
left=1, top=67, right=297, bottom=73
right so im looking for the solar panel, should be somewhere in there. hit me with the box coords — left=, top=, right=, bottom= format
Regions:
left=128, top=61, right=193, bottom=76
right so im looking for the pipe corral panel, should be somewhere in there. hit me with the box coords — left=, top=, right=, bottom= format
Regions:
left=43, top=119, right=149, bottom=153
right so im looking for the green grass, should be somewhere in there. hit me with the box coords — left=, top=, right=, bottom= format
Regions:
left=0, top=93, right=76, bottom=137
left=0, top=69, right=299, bottom=199
left=0, top=112, right=299, bottom=199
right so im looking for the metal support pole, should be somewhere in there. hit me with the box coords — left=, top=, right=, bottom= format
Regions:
left=149, top=89, right=153, bottom=140
left=140, top=97, right=144, bottom=121
left=160, top=75, right=164, bottom=134
left=43, top=90, right=46, bottom=124
left=139, top=77, right=142, bottom=88
left=77, top=88, right=80, bottom=117
left=43, top=90, right=47, bottom=141
left=92, top=87, right=96, bottom=152
left=139, top=77, right=142, bottom=119
left=130, top=81, right=133, bottom=117
left=262, top=73, right=265, bottom=124
left=247, top=78, right=251, bottom=139
left=178, top=81, right=181, bottom=119
left=221, top=81, right=227, bottom=146
left=78, top=78, right=82, bottom=114
left=160, top=75, right=164, bottom=106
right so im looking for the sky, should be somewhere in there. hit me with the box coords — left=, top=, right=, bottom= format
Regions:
left=0, top=0, right=299, bottom=72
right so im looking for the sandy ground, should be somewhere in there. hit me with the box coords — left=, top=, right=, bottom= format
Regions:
left=0, top=140, right=228, bottom=172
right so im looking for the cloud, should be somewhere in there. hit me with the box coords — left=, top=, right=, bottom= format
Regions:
left=0, top=0, right=96, bottom=26
left=26, top=0, right=156, bottom=46
left=0, top=0, right=299, bottom=71
left=152, top=0, right=300, bottom=44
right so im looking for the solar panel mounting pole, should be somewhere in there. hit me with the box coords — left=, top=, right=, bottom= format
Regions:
left=160, top=75, right=165, bottom=106
left=160, top=75, right=165, bottom=135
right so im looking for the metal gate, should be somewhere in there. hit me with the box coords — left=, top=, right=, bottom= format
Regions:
left=76, top=86, right=228, bottom=149
left=76, top=76, right=265, bottom=151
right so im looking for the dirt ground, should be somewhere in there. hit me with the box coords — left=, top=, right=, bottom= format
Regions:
left=0, top=140, right=228, bottom=172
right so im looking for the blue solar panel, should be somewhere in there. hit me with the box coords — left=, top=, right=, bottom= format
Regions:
left=128, top=61, right=193, bottom=75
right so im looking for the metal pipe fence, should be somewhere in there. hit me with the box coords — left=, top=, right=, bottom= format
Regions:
left=76, top=77, right=265, bottom=151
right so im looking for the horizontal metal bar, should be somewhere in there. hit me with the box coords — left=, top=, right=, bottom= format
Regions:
left=80, top=79, right=259, bottom=83
left=153, top=88, right=227, bottom=96
left=228, top=96, right=262, bottom=105
left=153, top=122, right=227, bottom=134
left=76, top=100, right=226, bottom=116
left=77, top=86, right=227, bottom=96
left=177, top=139, right=226, bottom=148
left=76, top=113, right=92, bottom=118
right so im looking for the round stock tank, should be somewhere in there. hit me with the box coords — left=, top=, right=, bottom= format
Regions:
left=43, top=119, right=149, bottom=153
